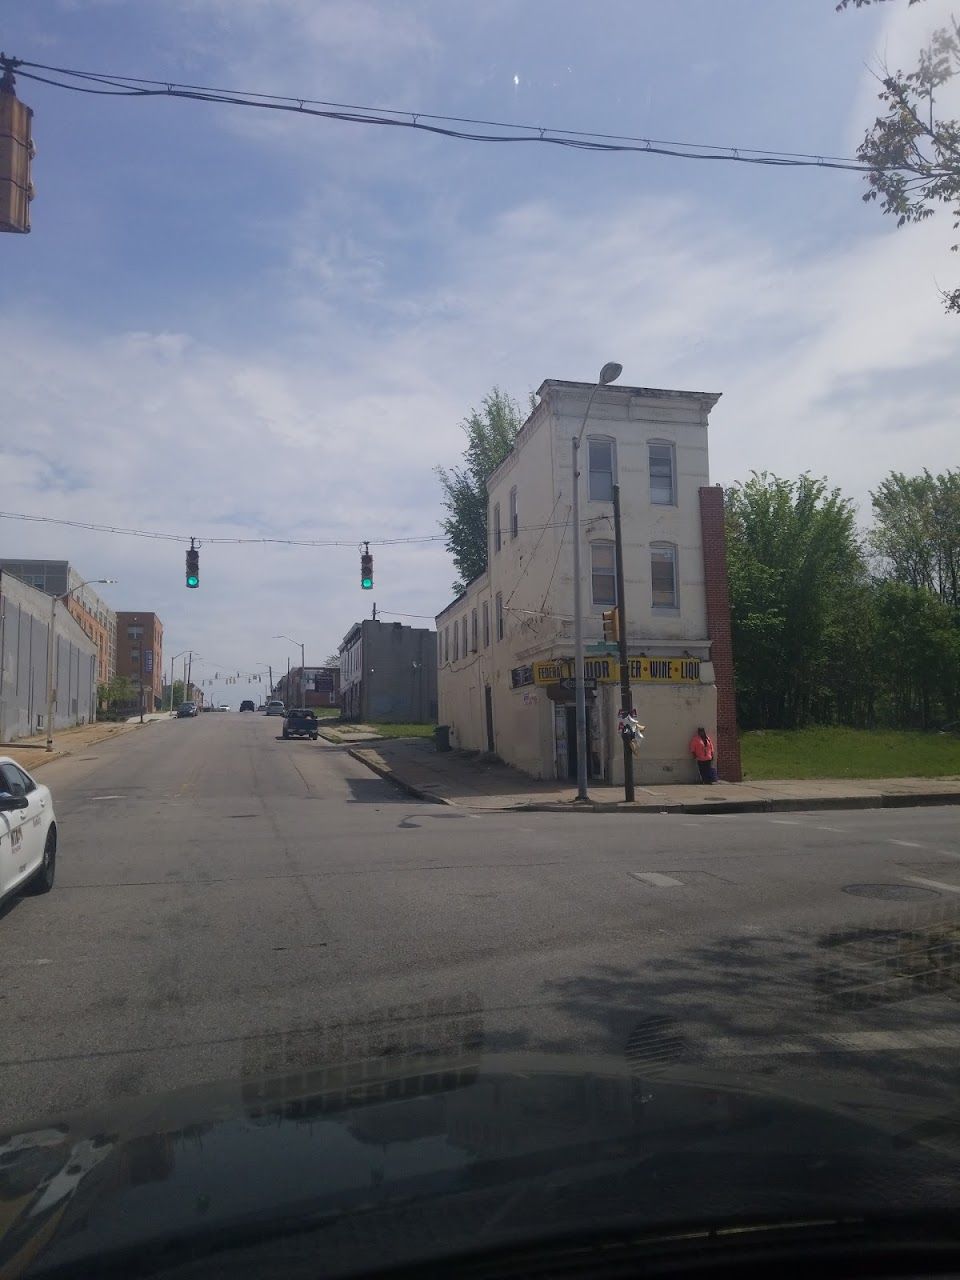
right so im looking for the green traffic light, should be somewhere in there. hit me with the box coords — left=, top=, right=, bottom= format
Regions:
left=361, top=577, right=373, bottom=590
left=187, top=575, right=199, bottom=588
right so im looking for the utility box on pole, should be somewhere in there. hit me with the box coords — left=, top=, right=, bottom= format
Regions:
left=0, top=67, right=34, bottom=234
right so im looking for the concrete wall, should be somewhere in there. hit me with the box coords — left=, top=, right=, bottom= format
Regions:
left=362, top=620, right=437, bottom=723
left=0, top=571, right=99, bottom=742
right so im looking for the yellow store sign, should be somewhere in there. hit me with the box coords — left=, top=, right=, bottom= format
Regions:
left=531, top=657, right=700, bottom=686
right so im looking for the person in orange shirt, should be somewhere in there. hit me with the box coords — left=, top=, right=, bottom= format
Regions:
left=689, top=726, right=716, bottom=783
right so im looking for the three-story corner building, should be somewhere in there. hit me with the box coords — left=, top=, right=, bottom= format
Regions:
left=436, top=379, right=741, bottom=786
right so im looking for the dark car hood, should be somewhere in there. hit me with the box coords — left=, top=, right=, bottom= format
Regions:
left=3, top=1048, right=960, bottom=1279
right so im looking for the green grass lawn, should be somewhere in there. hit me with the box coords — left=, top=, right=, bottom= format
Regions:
left=365, top=722, right=436, bottom=739
left=741, top=727, right=960, bottom=780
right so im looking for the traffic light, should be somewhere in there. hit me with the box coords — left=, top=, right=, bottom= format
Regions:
left=186, top=540, right=200, bottom=589
left=0, top=62, right=35, bottom=235
left=602, top=607, right=620, bottom=644
left=361, top=543, right=373, bottom=590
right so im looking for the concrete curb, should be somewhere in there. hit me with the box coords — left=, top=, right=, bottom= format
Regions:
left=1, top=719, right=157, bottom=771
left=511, top=791, right=960, bottom=816
left=347, top=747, right=450, bottom=805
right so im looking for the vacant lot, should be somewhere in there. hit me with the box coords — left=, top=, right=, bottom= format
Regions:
left=741, top=727, right=960, bottom=779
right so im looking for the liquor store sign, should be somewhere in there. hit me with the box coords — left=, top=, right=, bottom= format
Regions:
left=532, top=656, right=700, bottom=686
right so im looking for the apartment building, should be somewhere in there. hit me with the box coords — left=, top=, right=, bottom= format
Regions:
left=116, top=611, right=164, bottom=712
left=339, top=620, right=437, bottom=723
left=0, top=559, right=117, bottom=685
left=436, top=379, right=741, bottom=785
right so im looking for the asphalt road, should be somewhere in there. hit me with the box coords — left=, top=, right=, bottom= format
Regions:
left=2, top=711, right=959, bottom=1137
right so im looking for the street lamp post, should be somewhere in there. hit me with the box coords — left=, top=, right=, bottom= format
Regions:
left=46, top=578, right=117, bottom=752
left=169, top=650, right=189, bottom=713
left=571, top=362, right=622, bottom=802
left=274, top=636, right=305, bottom=705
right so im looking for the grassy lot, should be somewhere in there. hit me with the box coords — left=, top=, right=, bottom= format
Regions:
left=366, top=722, right=436, bottom=740
left=311, top=707, right=340, bottom=718
left=741, top=727, right=960, bottom=780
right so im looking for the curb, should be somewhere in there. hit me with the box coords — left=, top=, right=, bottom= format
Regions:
left=347, top=748, right=450, bottom=805
left=510, top=791, right=960, bottom=816
left=2, top=719, right=156, bottom=771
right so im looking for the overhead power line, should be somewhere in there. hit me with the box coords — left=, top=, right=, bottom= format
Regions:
left=6, top=54, right=939, bottom=176
left=0, top=506, right=586, bottom=546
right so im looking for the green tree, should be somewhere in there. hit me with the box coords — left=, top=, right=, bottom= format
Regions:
left=725, top=473, right=866, bottom=728
left=872, top=581, right=960, bottom=726
left=838, top=0, right=960, bottom=312
left=435, top=388, right=523, bottom=595
left=870, top=468, right=960, bottom=608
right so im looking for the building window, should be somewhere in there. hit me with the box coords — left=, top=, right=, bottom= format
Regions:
left=649, top=442, right=676, bottom=505
left=495, top=593, right=504, bottom=641
left=509, top=486, right=519, bottom=539
left=493, top=503, right=501, bottom=554
left=453, top=621, right=459, bottom=662
left=127, top=626, right=144, bottom=640
left=651, top=543, right=678, bottom=608
left=588, top=437, right=615, bottom=502
left=471, top=608, right=478, bottom=652
left=482, top=600, right=490, bottom=648
left=591, top=541, right=617, bottom=606
left=444, top=627, right=449, bottom=663
left=462, top=616, right=468, bottom=656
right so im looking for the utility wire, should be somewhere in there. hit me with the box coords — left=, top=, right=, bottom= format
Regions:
left=6, top=54, right=944, bottom=176
left=0, top=507, right=608, bottom=547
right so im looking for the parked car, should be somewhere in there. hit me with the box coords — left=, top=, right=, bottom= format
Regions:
left=0, top=758, right=57, bottom=900
left=239, top=700, right=255, bottom=713
left=282, top=708, right=319, bottom=740
left=218, top=704, right=230, bottom=712
left=177, top=701, right=198, bottom=718
left=265, top=700, right=285, bottom=717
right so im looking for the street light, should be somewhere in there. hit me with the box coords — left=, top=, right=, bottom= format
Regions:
left=274, top=635, right=305, bottom=705
left=168, top=649, right=189, bottom=713
left=571, top=361, right=622, bottom=802
left=46, top=578, right=117, bottom=752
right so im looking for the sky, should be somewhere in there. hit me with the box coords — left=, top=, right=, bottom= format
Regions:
left=1, top=0, right=958, bottom=707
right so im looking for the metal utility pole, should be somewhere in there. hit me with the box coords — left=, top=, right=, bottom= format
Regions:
left=613, top=484, right=635, bottom=802
left=571, top=362, right=622, bottom=802
left=138, top=646, right=144, bottom=724
left=372, top=602, right=377, bottom=621
left=186, top=652, right=193, bottom=704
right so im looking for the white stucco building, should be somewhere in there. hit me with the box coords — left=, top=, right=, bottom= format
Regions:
left=435, top=379, right=740, bottom=785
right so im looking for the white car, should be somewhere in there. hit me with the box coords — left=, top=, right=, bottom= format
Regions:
left=0, top=758, right=57, bottom=901
left=265, top=700, right=285, bottom=717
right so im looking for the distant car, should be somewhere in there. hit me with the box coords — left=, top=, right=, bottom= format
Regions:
left=282, top=708, right=319, bottom=740
left=0, top=757, right=57, bottom=900
left=218, top=704, right=230, bottom=712
left=265, top=700, right=285, bottom=717
left=177, top=702, right=198, bottom=718
left=239, top=700, right=255, bottom=713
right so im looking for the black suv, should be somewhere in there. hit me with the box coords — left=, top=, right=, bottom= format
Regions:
left=282, top=709, right=319, bottom=740
left=239, top=700, right=255, bottom=712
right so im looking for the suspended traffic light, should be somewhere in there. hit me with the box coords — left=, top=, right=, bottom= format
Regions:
left=186, top=539, right=199, bottom=588
left=361, top=542, right=373, bottom=590
left=0, top=60, right=35, bottom=235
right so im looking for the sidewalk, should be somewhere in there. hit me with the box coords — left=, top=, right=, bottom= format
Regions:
left=0, top=717, right=166, bottom=771
left=347, top=736, right=960, bottom=814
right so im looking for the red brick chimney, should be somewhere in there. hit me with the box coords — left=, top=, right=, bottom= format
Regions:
left=699, top=485, right=742, bottom=782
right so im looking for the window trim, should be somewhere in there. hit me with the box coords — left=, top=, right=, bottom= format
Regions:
left=444, top=626, right=449, bottom=664
left=453, top=621, right=460, bottom=662
left=482, top=600, right=490, bottom=648
left=462, top=616, right=468, bottom=657
left=587, top=435, right=617, bottom=503
left=648, top=440, right=677, bottom=507
left=509, top=486, right=518, bottom=539
left=493, top=503, right=501, bottom=554
left=650, top=541, right=679, bottom=610
left=590, top=539, right=617, bottom=607
left=495, top=592, right=504, bottom=641
left=471, top=607, right=478, bottom=652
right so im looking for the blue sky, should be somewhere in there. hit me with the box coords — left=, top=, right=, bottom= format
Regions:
left=2, top=0, right=957, bottom=705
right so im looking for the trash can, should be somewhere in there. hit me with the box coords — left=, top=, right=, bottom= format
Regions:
left=435, top=725, right=451, bottom=752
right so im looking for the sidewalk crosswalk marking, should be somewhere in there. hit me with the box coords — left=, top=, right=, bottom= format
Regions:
left=631, top=872, right=684, bottom=888
left=905, top=875, right=960, bottom=895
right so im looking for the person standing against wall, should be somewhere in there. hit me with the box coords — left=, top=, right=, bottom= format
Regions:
left=689, top=726, right=716, bottom=783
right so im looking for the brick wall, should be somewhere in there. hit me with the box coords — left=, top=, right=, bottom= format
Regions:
left=698, top=486, right=742, bottom=782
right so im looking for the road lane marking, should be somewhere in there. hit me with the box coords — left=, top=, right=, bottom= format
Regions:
left=769, top=819, right=801, bottom=826
left=905, top=875, right=960, bottom=895
left=814, top=825, right=843, bottom=832
left=936, top=849, right=960, bottom=860
left=90, top=795, right=125, bottom=801
left=889, top=840, right=924, bottom=849
left=630, top=872, right=684, bottom=888
left=702, top=1027, right=960, bottom=1057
